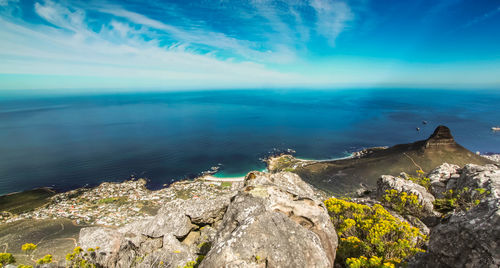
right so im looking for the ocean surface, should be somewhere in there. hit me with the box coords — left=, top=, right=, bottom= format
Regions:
left=1, top=89, right=499, bottom=195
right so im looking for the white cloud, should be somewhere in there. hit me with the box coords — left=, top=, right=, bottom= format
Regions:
left=97, top=6, right=293, bottom=63
left=310, top=0, right=354, bottom=46
left=34, top=0, right=86, bottom=32
left=0, top=1, right=308, bottom=90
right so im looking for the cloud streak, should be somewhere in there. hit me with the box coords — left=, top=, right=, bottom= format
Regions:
left=310, top=0, right=354, bottom=46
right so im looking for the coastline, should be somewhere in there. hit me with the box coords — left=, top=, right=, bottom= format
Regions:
left=1, top=149, right=498, bottom=200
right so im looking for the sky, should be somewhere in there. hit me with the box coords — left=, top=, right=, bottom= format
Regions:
left=0, top=0, right=499, bottom=91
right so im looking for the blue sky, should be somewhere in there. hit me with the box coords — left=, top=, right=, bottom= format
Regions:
left=0, top=0, right=499, bottom=90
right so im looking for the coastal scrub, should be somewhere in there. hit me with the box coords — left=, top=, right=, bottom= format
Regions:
left=21, top=243, right=37, bottom=254
left=434, top=187, right=490, bottom=214
left=406, top=170, right=431, bottom=190
left=324, top=198, right=426, bottom=267
left=381, top=189, right=424, bottom=217
left=36, top=254, right=53, bottom=265
left=0, top=253, right=15, bottom=266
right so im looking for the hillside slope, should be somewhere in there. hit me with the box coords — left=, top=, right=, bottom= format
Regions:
left=293, top=126, right=494, bottom=195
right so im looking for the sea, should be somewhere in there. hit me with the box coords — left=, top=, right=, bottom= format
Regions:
left=1, top=88, right=499, bottom=195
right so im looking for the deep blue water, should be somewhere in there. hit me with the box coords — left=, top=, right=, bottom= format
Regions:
left=1, top=89, right=500, bottom=195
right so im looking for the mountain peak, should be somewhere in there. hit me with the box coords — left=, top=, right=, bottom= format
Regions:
left=424, top=125, right=456, bottom=148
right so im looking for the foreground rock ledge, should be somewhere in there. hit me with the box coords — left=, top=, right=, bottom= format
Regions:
left=78, top=171, right=338, bottom=268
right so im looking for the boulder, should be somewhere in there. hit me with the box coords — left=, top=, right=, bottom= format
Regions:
left=412, top=164, right=500, bottom=267
left=200, top=171, right=338, bottom=268
left=427, top=163, right=460, bottom=198
left=78, top=194, right=233, bottom=268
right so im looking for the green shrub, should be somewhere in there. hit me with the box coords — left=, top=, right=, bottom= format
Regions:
left=66, top=247, right=96, bottom=268
left=17, top=265, right=34, bottom=268
left=434, top=187, right=490, bottom=214
left=324, top=198, right=426, bottom=268
left=36, top=254, right=52, bottom=264
left=381, top=190, right=423, bottom=217
left=221, top=182, right=232, bottom=188
left=406, top=170, right=431, bottom=190
left=0, top=253, right=15, bottom=266
left=97, top=197, right=128, bottom=205
left=183, top=255, right=205, bottom=268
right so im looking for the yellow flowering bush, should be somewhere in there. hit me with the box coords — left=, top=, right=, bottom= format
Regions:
left=324, top=198, right=426, bottom=267
left=382, top=190, right=423, bottom=217
left=36, top=254, right=52, bottom=264
left=407, top=170, right=431, bottom=190
left=66, top=246, right=96, bottom=268
left=21, top=243, right=37, bottom=253
left=0, top=253, right=15, bottom=266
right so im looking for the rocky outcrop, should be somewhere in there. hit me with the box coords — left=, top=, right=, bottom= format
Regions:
left=78, top=172, right=337, bottom=268
left=377, top=175, right=438, bottom=218
left=201, top=172, right=337, bottom=268
left=78, top=194, right=232, bottom=267
left=481, top=154, right=500, bottom=163
left=423, top=125, right=456, bottom=148
left=412, top=164, right=500, bottom=268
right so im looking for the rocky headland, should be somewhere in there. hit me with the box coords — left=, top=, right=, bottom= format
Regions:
left=268, top=125, right=495, bottom=195
left=0, top=126, right=499, bottom=268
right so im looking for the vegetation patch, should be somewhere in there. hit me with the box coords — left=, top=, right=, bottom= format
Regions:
left=175, top=189, right=195, bottom=200
left=381, top=190, right=424, bottom=217
left=0, top=253, right=15, bottom=267
left=36, top=254, right=52, bottom=265
left=269, top=155, right=298, bottom=172
left=0, top=188, right=54, bottom=214
left=65, top=246, right=96, bottom=268
left=97, top=196, right=128, bottom=205
left=434, top=187, right=490, bottom=214
left=182, top=255, right=205, bottom=268
left=406, top=170, right=431, bottom=190
left=21, top=243, right=37, bottom=253
left=324, top=198, right=426, bottom=268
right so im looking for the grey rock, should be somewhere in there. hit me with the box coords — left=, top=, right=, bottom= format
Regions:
left=427, top=163, right=460, bottom=198
left=200, top=171, right=338, bottom=268
left=79, top=227, right=123, bottom=253
left=79, top=194, right=233, bottom=268
left=412, top=164, right=500, bottom=268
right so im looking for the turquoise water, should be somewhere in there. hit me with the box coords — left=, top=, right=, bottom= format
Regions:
left=0, top=89, right=499, bottom=194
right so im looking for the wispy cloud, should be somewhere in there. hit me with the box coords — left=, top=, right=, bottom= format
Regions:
left=0, top=0, right=311, bottom=89
left=462, top=5, right=500, bottom=29
left=310, top=0, right=354, bottom=46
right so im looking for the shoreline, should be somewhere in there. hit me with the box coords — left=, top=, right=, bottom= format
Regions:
left=1, top=149, right=498, bottom=199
